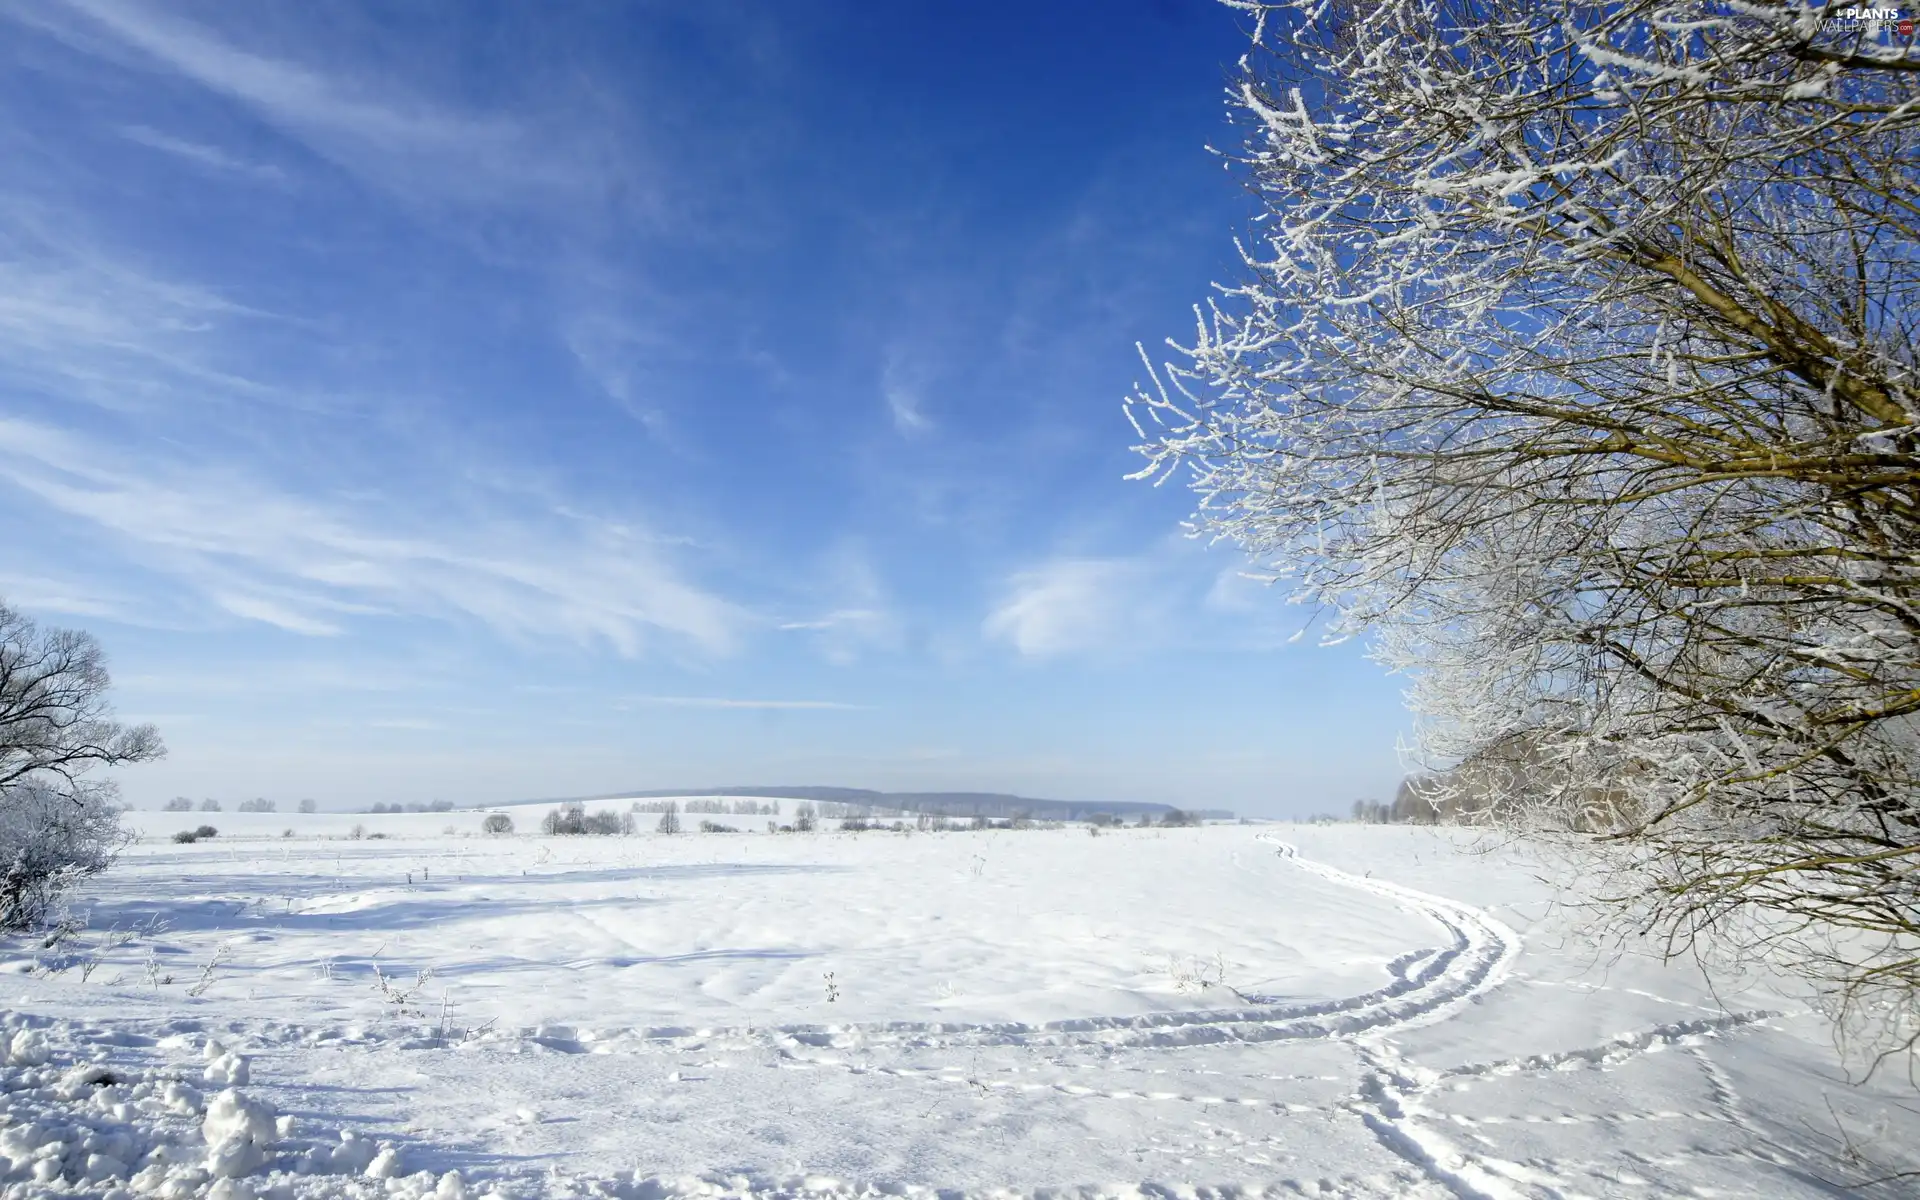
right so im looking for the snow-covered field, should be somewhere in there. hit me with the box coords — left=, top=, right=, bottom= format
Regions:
left=3, top=815, right=1916, bottom=1198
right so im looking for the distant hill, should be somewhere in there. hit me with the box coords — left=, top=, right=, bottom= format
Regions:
left=509, top=785, right=1231, bottom=822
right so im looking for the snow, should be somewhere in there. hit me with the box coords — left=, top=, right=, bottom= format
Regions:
left=0, top=821, right=1914, bottom=1197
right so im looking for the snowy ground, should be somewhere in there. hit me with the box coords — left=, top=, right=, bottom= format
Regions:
left=3, top=815, right=1917, bottom=1198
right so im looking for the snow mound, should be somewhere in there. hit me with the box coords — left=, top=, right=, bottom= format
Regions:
left=0, top=1014, right=460, bottom=1200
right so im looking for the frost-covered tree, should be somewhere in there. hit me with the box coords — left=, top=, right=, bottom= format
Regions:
left=1132, top=1, right=1920, bottom=1060
left=0, top=601, right=162, bottom=929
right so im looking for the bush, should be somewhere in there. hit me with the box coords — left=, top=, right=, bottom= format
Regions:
left=297, top=799, right=317, bottom=814
left=481, top=813, right=514, bottom=835
left=1160, top=809, right=1200, bottom=827
left=839, top=817, right=869, bottom=833
left=0, top=784, right=128, bottom=928
left=193, top=824, right=218, bottom=840
left=543, top=803, right=588, bottom=836
left=198, top=799, right=221, bottom=812
left=657, top=808, right=681, bottom=835
left=172, top=830, right=199, bottom=844
left=349, top=823, right=366, bottom=840
left=699, top=820, right=735, bottom=833
left=238, top=798, right=275, bottom=813
left=163, top=797, right=193, bottom=812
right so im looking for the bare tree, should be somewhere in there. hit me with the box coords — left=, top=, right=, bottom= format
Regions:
left=1, top=602, right=162, bottom=796
left=1131, top=1, right=1920, bottom=1062
left=0, top=600, right=163, bottom=928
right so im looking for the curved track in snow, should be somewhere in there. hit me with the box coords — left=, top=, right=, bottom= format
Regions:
left=469, top=833, right=1523, bottom=1053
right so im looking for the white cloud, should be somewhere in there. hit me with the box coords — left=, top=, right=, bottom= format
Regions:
left=880, top=349, right=932, bottom=435
left=0, top=201, right=279, bottom=416
left=212, top=592, right=341, bottom=637
left=983, top=557, right=1156, bottom=657
left=0, top=573, right=142, bottom=624
left=0, top=418, right=743, bottom=656
left=560, top=309, right=681, bottom=441
left=778, top=542, right=904, bottom=664
left=119, top=125, right=287, bottom=185
left=39, top=0, right=603, bottom=214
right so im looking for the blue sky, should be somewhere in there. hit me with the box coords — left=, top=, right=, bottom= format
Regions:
left=0, top=0, right=1411, bottom=815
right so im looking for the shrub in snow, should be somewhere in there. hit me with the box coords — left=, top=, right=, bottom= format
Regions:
left=194, top=824, right=218, bottom=840
left=199, top=799, right=221, bottom=812
left=584, top=809, right=624, bottom=836
left=542, top=803, right=588, bottom=836
left=237, top=798, right=275, bottom=813
left=297, top=798, right=317, bottom=813
left=173, top=831, right=200, bottom=844
left=0, top=782, right=128, bottom=931
left=656, top=807, right=681, bottom=835
left=481, top=813, right=513, bottom=834
left=0, top=602, right=160, bottom=930
left=163, top=797, right=193, bottom=812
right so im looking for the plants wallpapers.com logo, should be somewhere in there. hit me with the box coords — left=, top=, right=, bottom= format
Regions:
left=1825, top=5, right=1915, bottom=35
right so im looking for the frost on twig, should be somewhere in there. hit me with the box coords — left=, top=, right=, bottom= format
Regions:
left=1134, top=0, right=1920, bottom=1069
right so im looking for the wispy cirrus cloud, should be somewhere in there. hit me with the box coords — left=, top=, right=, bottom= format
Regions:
left=0, top=418, right=744, bottom=656
left=118, top=125, right=287, bottom=185
left=28, top=0, right=626, bottom=218
left=881, top=349, right=933, bottom=436
left=983, top=556, right=1163, bottom=657
left=0, top=202, right=285, bottom=416
left=777, top=541, right=904, bottom=664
